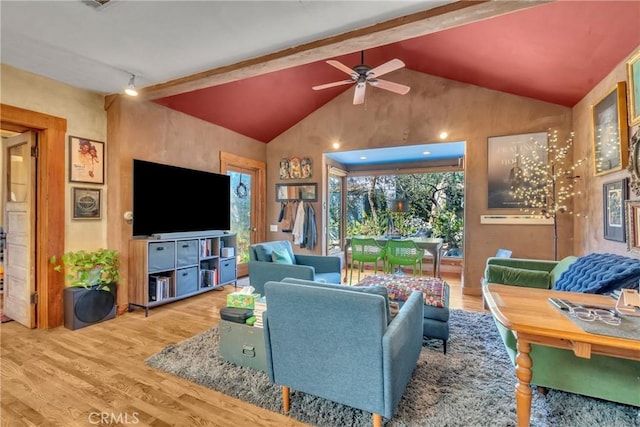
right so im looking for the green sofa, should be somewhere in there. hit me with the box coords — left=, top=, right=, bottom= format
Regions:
left=482, top=256, right=640, bottom=407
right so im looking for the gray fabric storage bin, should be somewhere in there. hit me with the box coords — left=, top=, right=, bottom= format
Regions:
left=175, top=267, right=198, bottom=296
left=148, top=241, right=175, bottom=272
left=176, top=239, right=198, bottom=267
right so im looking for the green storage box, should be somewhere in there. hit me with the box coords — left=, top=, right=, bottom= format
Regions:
left=218, top=320, right=267, bottom=372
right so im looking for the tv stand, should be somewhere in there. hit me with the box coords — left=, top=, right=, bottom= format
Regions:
left=128, top=231, right=237, bottom=316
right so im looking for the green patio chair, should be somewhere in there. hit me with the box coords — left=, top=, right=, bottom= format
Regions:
left=349, top=237, right=386, bottom=285
left=385, top=239, right=424, bottom=277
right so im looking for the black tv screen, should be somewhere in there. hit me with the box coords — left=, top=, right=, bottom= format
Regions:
left=132, top=159, right=230, bottom=237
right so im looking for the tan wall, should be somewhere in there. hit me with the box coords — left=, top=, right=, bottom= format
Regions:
left=572, top=47, right=640, bottom=257
left=105, top=97, right=266, bottom=306
left=1, top=64, right=107, bottom=251
left=267, top=69, right=572, bottom=294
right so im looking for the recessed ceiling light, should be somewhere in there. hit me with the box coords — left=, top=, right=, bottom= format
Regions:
left=359, top=156, right=367, bottom=160
left=333, top=142, right=340, bottom=149
left=422, top=151, right=431, bottom=155
left=439, top=131, right=448, bottom=139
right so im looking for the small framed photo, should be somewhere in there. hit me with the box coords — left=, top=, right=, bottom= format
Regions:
left=626, top=200, right=640, bottom=254
left=69, top=136, right=105, bottom=184
left=592, top=82, right=628, bottom=176
left=603, top=179, right=627, bottom=242
left=627, top=50, right=640, bottom=126
left=72, top=187, right=101, bottom=220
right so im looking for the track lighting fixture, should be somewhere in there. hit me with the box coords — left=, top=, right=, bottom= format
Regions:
left=125, top=74, right=138, bottom=96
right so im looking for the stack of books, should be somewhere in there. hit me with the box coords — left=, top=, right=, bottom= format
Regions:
left=253, top=296, right=267, bottom=328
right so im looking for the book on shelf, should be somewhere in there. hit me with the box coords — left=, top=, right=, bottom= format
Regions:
left=149, top=275, right=172, bottom=302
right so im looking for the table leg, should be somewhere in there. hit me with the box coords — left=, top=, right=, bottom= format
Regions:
left=515, top=340, right=533, bottom=427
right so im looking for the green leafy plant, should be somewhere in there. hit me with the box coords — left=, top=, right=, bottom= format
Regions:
left=431, top=209, right=464, bottom=248
left=50, top=248, right=119, bottom=291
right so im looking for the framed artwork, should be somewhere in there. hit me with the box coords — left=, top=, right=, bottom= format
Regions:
left=279, top=158, right=290, bottom=179
left=592, top=82, right=628, bottom=176
left=626, top=200, right=640, bottom=254
left=72, top=187, right=101, bottom=220
left=69, top=136, right=104, bottom=184
left=275, top=183, right=317, bottom=202
left=627, top=51, right=640, bottom=126
left=629, top=124, right=640, bottom=196
left=487, top=131, right=548, bottom=209
left=602, top=178, right=627, bottom=242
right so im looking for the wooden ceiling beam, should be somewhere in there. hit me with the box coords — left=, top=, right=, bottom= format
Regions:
left=138, top=0, right=549, bottom=101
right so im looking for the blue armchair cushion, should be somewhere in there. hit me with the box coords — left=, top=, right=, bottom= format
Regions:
left=553, top=253, right=640, bottom=293
left=272, top=249, right=294, bottom=264
left=252, top=241, right=295, bottom=263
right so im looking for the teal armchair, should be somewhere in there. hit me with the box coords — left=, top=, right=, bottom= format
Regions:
left=248, top=240, right=341, bottom=295
left=263, top=278, right=424, bottom=426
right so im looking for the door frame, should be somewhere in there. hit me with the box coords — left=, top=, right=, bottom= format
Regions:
left=1, top=104, right=66, bottom=328
left=220, top=152, right=266, bottom=277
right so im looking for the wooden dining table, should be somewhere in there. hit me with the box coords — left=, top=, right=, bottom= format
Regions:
left=344, top=236, right=444, bottom=278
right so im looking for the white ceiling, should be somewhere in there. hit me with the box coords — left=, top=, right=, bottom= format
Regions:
left=0, top=0, right=452, bottom=95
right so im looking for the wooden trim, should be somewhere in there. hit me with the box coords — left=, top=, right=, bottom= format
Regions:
left=220, top=152, right=266, bottom=277
left=1, top=104, right=67, bottom=328
left=139, top=1, right=541, bottom=100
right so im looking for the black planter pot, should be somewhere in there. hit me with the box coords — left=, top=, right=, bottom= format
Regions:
left=64, top=284, right=117, bottom=330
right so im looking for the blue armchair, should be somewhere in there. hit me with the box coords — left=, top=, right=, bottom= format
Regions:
left=248, top=240, right=341, bottom=295
left=263, top=279, right=423, bottom=427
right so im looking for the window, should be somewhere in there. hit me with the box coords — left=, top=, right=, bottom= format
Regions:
left=327, top=169, right=345, bottom=254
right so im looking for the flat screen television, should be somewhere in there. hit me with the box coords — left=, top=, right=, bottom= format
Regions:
left=132, top=159, right=230, bottom=237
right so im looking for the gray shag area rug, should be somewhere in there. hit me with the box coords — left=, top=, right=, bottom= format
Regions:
left=145, top=309, right=639, bottom=426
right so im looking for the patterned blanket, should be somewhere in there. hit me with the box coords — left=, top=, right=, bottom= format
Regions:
left=356, top=274, right=447, bottom=308
left=553, top=253, right=640, bottom=294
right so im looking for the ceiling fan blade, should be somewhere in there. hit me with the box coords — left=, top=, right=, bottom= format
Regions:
left=369, top=78, right=411, bottom=95
left=367, top=58, right=405, bottom=78
left=312, top=80, right=353, bottom=90
left=353, top=82, right=366, bottom=105
left=327, top=60, right=356, bottom=76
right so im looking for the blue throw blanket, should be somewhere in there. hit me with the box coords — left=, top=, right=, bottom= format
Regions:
left=553, top=253, right=640, bottom=294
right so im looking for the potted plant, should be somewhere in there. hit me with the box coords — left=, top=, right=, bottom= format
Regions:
left=50, top=248, right=120, bottom=329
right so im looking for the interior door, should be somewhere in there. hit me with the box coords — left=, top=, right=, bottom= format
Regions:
left=3, top=131, right=36, bottom=328
left=220, top=153, right=266, bottom=278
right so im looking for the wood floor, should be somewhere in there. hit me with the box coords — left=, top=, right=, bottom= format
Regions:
left=0, top=271, right=486, bottom=427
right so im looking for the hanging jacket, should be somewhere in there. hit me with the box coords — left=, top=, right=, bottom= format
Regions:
left=302, top=203, right=317, bottom=250
left=292, top=201, right=305, bottom=245
left=280, top=202, right=296, bottom=232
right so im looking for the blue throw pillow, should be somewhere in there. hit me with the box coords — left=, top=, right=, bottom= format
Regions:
left=272, top=249, right=294, bottom=264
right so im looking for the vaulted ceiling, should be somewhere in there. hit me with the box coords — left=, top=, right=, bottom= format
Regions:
left=2, top=1, right=639, bottom=144
left=154, top=1, right=640, bottom=143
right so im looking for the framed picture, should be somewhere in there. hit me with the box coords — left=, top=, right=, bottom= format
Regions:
left=603, top=178, right=627, bottom=242
left=275, top=183, right=317, bottom=202
left=69, top=136, right=104, bottom=184
left=487, top=131, right=548, bottom=209
left=72, top=187, right=101, bottom=219
left=592, top=82, right=628, bottom=176
left=627, top=51, right=640, bottom=126
left=626, top=200, right=640, bottom=254
left=629, top=124, right=640, bottom=196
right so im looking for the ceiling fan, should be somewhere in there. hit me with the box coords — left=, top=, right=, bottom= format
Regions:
left=312, top=51, right=410, bottom=105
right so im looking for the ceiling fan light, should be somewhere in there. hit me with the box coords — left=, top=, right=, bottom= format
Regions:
left=125, top=74, right=138, bottom=96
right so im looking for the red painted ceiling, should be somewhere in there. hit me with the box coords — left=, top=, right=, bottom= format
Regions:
left=154, top=1, right=640, bottom=144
